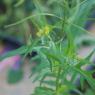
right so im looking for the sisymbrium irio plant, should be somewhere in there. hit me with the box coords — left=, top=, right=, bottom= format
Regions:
left=1, top=0, right=95, bottom=95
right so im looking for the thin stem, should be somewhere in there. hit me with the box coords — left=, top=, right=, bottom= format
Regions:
left=55, top=66, right=61, bottom=95
left=5, top=13, right=63, bottom=28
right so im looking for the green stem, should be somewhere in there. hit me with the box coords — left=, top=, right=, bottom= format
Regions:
left=55, top=66, right=61, bottom=95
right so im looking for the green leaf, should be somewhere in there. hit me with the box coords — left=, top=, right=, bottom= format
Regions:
left=74, top=67, right=95, bottom=90
left=80, top=76, right=85, bottom=90
left=85, top=48, right=95, bottom=60
left=32, top=87, right=54, bottom=95
left=7, top=68, right=23, bottom=84
left=0, top=46, right=27, bottom=61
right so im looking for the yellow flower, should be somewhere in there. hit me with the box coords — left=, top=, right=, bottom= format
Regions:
left=36, top=29, right=43, bottom=37
left=44, top=26, right=50, bottom=35
left=36, top=26, right=50, bottom=37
